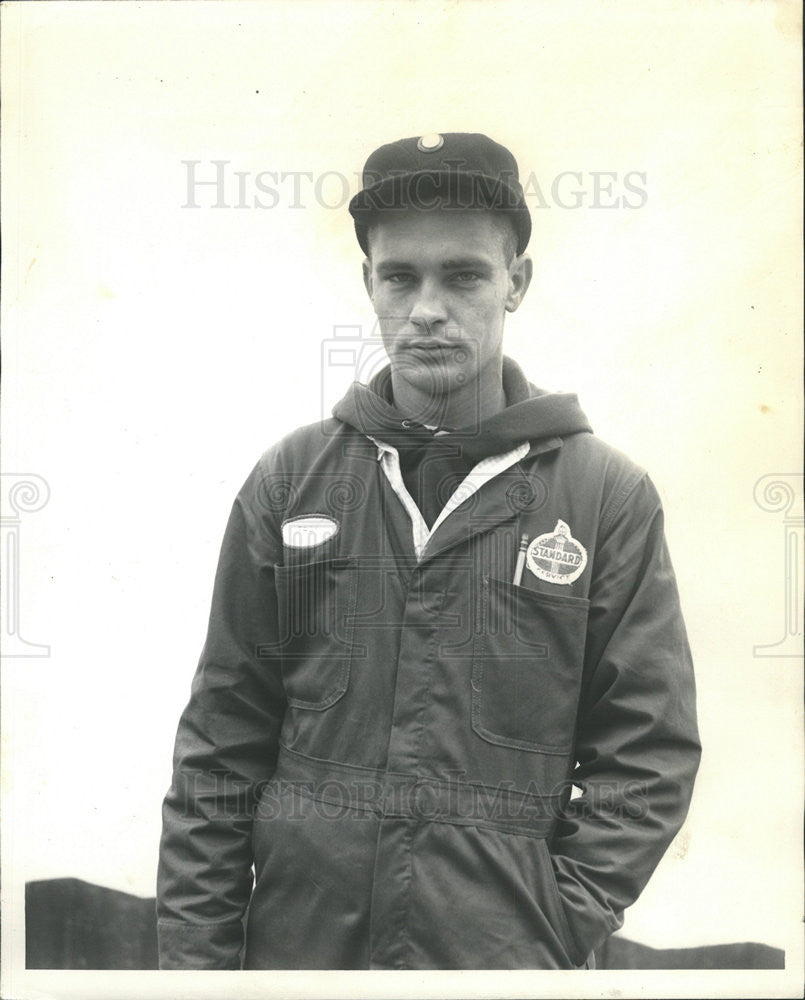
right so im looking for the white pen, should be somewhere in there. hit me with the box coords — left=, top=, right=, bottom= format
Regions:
left=512, top=532, right=529, bottom=586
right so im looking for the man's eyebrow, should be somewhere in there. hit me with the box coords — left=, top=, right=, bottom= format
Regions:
left=440, top=257, right=493, bottom=270
left=374, top=260, right=415, bottom=272
left=374, top=256, right=494, bottom=272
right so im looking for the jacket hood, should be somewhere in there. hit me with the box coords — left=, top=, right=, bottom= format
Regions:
left=332, top=356, right=593, bottom=461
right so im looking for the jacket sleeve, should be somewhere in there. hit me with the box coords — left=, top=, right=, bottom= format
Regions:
left=549, top=471, right=701, bottom=965
left=156, top=458, right=286, bottom=968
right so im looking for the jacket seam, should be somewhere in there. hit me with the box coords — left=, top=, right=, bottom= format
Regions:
left=277, top=740, right=386, bottom=775
left=275, top=758, right=566, bottom=807
left=599, top=470, right=646, bottom=539
left=289, top=780, right=377, bottom=814
left=276, top=561, right=358, bottom=711
left=157, top=917, right=243, bottom=927
left=538, top=841, right=587, bottom=965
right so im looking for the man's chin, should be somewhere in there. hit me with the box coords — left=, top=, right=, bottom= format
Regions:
left=394, top=348, right=472, bottom=376
left=393, top=357, right=471, bottom=384
left=389, top=356, right=477, bottom=418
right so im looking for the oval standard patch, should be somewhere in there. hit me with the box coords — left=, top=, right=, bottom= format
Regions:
left=526, top=519, right=587, bottom=585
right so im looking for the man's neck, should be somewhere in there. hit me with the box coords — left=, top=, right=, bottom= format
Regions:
left=389, top=360, right=507, bottom=432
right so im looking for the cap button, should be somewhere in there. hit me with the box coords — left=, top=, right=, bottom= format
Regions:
left=417, top=133, right=444, bottom=153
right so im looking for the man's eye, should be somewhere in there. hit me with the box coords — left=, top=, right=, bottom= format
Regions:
left=453, top=272, right=480, bottom=283
left=385, top=273, right=414, bottom=284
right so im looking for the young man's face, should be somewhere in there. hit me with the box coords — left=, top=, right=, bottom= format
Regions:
left=362, top=206, right=532, bottom=419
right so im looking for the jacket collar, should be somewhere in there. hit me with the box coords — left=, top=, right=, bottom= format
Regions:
left=367, top=433, right=562, bottom=564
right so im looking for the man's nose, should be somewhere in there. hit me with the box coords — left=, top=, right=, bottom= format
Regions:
left=409, top=280, right=447, bottom=330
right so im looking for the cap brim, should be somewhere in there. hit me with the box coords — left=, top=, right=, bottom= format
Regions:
left=349, top=170, right=531, bottom=256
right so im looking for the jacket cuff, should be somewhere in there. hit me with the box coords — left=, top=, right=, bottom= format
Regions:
left=157, top=918, right=244, bottom=969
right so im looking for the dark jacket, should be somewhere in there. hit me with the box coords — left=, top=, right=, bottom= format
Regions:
left=157, top=363, right=701, bottom=969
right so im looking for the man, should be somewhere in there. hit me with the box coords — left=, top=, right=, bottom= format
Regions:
left=157, top=132, right=701, bottom=970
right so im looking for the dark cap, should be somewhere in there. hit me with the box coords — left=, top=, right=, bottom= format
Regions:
left=349, top=132, right=531, bottom=256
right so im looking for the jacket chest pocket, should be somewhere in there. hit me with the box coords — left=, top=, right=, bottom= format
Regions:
left=273, top=557, right=358, bottom=711
left=471, top=576, right=589, bottom=754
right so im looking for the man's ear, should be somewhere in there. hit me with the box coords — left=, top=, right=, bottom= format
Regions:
left=505, top=254, right=533, bottom=313
left=362, top=258, right=374, bottom=302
